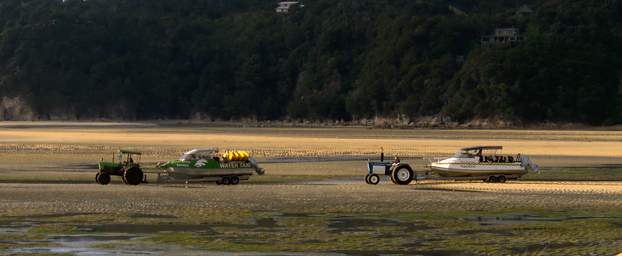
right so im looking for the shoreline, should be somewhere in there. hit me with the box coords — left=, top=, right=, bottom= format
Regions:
left=0, top=120, right=621, bottom=131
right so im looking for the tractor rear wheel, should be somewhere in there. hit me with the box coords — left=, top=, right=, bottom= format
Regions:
left=391, top=166, right=413, bottom=185
left=124, top=167, right=143, bottom=185
left=488, top=176, right=499, bottom=183
left=96, top=172, right=111, bottom=185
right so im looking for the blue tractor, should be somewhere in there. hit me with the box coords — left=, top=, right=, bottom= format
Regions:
left=365, top=150, right=415, bottom=185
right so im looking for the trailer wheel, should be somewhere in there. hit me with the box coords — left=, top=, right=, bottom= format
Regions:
left=392, top=166, right=413, bottom=185
left=364, top=174, right=371, bottom=184
left=221, top=177, right=231, bottom=185
left=230, top=176, right=240, bottom=185
left=498, top=175, right=507, bottom=183
left=95, top=173, right=100, bottom=184
left=368, top=174, right=380, bottom=185
left=96, top=172, right=111, bottom=185
left=124, top=167, right=143, bottom=185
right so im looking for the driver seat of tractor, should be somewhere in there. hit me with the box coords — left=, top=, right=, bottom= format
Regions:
left=392, top=155, right=400, bottom=164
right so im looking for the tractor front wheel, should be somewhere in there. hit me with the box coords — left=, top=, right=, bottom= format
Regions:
left=96, top=172, right=111, bottom=185
left=368, top=174, right=380, bottom=185
left=124, top=167, right=143, bottom=185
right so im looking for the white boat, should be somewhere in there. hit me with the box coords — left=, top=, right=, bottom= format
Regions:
left=429, top=146, right=538, bottom=182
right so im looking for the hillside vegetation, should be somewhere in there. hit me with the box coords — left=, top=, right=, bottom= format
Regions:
left=1, top=0, right=621, bottom=125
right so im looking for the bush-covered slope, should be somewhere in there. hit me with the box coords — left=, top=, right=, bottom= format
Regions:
left=1, top=0, right=621, bottom=124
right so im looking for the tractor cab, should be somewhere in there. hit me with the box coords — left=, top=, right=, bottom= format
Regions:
left=118, top=149, right=142, bottom=166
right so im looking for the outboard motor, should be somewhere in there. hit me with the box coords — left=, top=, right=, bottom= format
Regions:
left=256, top=167, right=266, bottom=175
left=249, top=157, right=266, bottom=175
left=520, top=156, right=540, bottom=172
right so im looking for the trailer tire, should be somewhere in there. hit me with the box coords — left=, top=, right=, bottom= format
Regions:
left=498, top=175, right=507, bottom=183
left=221, top=177, right=231, bottom=185
left=230, top=176, right=240, bottom=185
left=96, top=172, right=111, bottom=185
left=365, top=174, right=370, bottom=184
left=368, top=174, right=380, bottom=185
left=392, top=166, right=413, bottom=185
left=124, top=167, right=143, bottom=185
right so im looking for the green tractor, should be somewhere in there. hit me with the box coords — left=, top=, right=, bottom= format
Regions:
left=96, top=149, right=144, bottom=185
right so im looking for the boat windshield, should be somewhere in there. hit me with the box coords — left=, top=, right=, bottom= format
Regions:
left=180, top=154, right=198, bottom=161
left=180, top=150, right=217, bottom=161
left=453, top=150, right=476, bottom=158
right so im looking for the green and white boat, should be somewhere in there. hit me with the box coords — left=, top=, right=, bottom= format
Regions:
left=156, top=148, right=265, bottom=185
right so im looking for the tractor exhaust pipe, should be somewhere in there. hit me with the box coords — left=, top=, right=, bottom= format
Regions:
left=380, top=147, right=384, bottom=162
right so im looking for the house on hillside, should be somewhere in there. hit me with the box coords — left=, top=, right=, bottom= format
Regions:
left=516, top=5, right=534, bottom=16
left=448, top=5, right=467, bottom=16
left=515, top=4, right=534, bottom=19
left=276, top=1, right=304, bottom=13
left=481, top=28, right=522, bottom=47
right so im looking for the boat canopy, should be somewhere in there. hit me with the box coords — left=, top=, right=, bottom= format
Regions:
left=461, top=146, right=503, bottom=151
left=454, top=146, right=503, bottom=158
left=119, top=149, right=142, bottom=155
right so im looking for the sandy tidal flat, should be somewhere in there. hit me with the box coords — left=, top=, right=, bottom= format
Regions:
left=1, top=123, right=622, bottom=255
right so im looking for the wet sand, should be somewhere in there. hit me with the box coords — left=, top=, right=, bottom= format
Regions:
left=0, top=180, right=620, bottom=219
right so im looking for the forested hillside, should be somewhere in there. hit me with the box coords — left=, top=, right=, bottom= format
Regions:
left=1, top=0, right=621, bottom=125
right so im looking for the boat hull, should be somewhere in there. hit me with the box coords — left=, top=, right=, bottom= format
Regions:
left=430, top=163, right=527, bottom=177
left=165, top=167, right=256, bottom=177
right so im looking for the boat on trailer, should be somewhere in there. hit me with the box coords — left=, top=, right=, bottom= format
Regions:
left=429, top=146, right=538, bottom=182
left=155, top=148, right=265, bottom=185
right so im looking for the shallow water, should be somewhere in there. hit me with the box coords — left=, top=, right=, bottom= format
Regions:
left=10, top=235, right=351, bottom=256
left=1, top=220, right=352, bottom=255
left=11, top=234, right=151, bottom=256
left=465, top=214, right=622, bottom=226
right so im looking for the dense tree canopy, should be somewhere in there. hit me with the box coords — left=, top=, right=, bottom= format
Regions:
left=1, top=0, right=621, bottom=124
